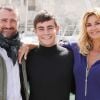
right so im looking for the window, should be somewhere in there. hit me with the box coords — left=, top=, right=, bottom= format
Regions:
left=28, top=0, right=35, bottom=10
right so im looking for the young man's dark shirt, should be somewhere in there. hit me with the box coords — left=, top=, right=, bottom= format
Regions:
left=26, top=45, right=74, bottom=100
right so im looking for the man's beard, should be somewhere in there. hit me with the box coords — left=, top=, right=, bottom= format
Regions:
left=0, top=27, right=17, bottom=39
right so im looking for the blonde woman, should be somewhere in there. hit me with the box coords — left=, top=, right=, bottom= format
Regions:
left=69, top=7, right=100, bottom=100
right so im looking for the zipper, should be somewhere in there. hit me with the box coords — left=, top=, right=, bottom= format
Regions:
left=85, top=66, right=89, bottom=96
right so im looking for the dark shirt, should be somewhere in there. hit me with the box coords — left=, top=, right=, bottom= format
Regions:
left=26, top=45, right=74, bottom=100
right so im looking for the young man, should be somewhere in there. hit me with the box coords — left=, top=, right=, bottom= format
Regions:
left=26, top=10, right=75, bottom=100
left=0, top=6, right=29, bottom=100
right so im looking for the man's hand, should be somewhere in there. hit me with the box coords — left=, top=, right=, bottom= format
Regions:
left=18, top=44, right=37, bottom=64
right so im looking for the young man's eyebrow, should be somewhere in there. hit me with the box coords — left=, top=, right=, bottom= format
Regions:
left=36, top=26, right=44, bottom=29
left=47, top=25, right=54, bottom=28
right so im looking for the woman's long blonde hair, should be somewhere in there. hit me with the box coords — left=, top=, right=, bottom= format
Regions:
left=78, top=7, right=100, bottom=55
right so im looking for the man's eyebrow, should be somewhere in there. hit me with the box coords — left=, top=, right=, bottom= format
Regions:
left=37, top=26, right=44, bottom=29
left=36, top=25, right=54, bottom=29
left=47, top=25, right=54, bottom=28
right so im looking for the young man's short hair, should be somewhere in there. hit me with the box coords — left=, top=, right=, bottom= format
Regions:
left=34, top=10, right=58, bottom=28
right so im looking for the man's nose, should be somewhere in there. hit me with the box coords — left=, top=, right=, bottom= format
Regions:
left=44, top=29, right=50, bottom=34
left=5, top=21, right=12, bottom=28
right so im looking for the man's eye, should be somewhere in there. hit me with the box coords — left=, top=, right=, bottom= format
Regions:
left=48, top=27, right=54, bottom=30
left=11, top=19, right=17, bottom=23
left=49, top=28, right=53, bottom=29
left=38, top=28, right=44, bottom=31
left=1, top=19, right=7, bottom=22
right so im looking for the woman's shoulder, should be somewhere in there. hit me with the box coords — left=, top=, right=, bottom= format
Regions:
left=69, top=41, right=80, bottom=53
left=62, top=40, right=79, bottom=51
left=69, top=41, right=78, bottom=48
